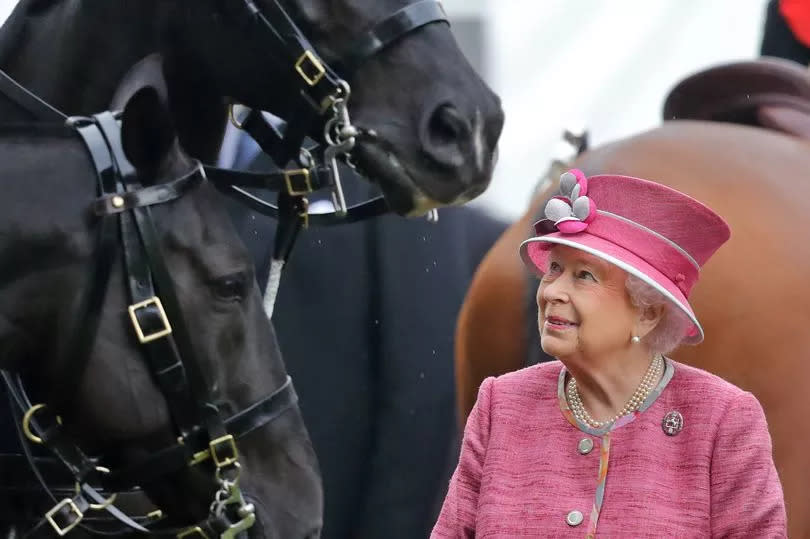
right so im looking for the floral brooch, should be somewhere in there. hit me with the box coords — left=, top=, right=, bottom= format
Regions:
left=538, top=169, right=597, bottom=234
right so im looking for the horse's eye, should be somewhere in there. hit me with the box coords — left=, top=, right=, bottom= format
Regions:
left=212, top=272, right=248, bottom=301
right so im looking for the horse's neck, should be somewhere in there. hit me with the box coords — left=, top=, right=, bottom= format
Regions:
left=0, top=0, right=226, bottom=162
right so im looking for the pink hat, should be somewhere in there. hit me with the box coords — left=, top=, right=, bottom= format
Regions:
left=519, top=170, right=731, bottom=344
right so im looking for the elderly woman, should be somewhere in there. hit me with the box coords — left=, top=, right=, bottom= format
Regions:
left=432, top=171, right=786, bottom=537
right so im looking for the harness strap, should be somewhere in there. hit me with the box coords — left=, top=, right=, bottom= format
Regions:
left=336, top=0, right=449, bottom=73
left=203, top=162, right=331, bottom=194
left=224, top=0, right=344, bottom=111
left=48, top=122, right=122, bottom=419
left=222, top=184, right=390, bottom=225
left=102, top=376, right=297, bottom=492
left=94, top=111, right=204, bottom=437
left=2, top=374, right=153, bottom=536
left=93, top=170, right=205, bottom=216
left=0, top=70, right=66, bottom=122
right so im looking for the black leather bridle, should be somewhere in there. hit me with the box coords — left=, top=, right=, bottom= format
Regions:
left=205, top=0, right=450, bottom=317
left=0, top=98, right=298, bottom=538
left=212, top=0, right=449, bottom=221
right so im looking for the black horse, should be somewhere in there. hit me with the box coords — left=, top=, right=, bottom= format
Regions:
left=0, top=0, right=504, bottom=213
left=0, top=68, right=321, bottom=536
left=0, top=2, right=505, bottom=536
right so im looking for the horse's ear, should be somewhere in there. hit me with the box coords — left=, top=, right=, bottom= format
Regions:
left=120, top=86, right=176, bottom=177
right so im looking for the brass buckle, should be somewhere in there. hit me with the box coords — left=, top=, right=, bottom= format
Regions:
left=128, top=297, right=173, bottom=344
left=228, top=103, right=248, bottom=130
left=221, top=512, right=257, bottom=539
left=22, top=403, right=62, bottom=445
left=177, top=526, right=209, bottom=539
left=45, top=498, right=83, bottom=536
left=74, top=466, right=116, bottom=511
left=294, top=50, right=325, bottom=86
left=284, top=168, right=313, bottom=196
left=209, top=434, right=239, bottom=468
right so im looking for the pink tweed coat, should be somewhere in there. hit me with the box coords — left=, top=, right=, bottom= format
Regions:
left=432, top=359, right=786, bottom=538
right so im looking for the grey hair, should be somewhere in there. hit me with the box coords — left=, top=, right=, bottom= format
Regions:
left=625, top=274, right=692, bottom=356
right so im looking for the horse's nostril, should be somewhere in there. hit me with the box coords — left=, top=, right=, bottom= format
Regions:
left=421, top=103, right=471, bottom=169
left=430, top=104, right=468, bottom=144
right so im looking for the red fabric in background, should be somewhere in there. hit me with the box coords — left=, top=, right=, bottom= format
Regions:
left=781, top=0, right=810, bottom=46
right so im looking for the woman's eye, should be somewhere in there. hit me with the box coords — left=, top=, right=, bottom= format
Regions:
left=548, top=262, right=562, bottom=273
left=577, top=270, right=596, bottom=281
left=212, top=273, right=248, bottom=301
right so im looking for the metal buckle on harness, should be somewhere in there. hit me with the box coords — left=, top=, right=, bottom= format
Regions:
left=128, top=296, right=173, bottom=344
left=295, top=50, right=326, bottom=86
left=221, top=510, right=257, bottom=539
left=210, top=434, right=239, bottom=468
left=74, top=466, right=117, bottom=511
left=45, top=498, right=83, bottom=536
left=284, top=168, right=313, bottom=196
left=21, top=403, right=62, bottom=445
left=177, top=526, right=209, bottom=539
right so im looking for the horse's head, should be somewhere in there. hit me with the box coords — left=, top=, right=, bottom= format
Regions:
left=0, top=83, right=322, bottom=536
left=170, top=0, right=505, bottom=215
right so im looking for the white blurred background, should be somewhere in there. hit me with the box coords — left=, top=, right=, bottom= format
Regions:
left=0, top=0, right=770, bottom=220
left=442, top=0, right=769, bottom=220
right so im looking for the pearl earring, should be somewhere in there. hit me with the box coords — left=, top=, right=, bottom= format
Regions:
left=631, top=335, right=641, bottom=344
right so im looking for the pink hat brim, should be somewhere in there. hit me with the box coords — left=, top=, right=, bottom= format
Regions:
left=519, top=232, right=704, bottom=344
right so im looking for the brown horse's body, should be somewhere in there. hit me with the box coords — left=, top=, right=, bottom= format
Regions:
left=456, top=120, right=810, bottom=537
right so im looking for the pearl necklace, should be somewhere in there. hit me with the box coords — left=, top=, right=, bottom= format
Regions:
left=566, top=355, right=664, bottom=429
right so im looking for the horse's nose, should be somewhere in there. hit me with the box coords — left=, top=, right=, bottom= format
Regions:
left=419, top=102, right=473, bottom=169
left=419, top=96, right=505, bottom=179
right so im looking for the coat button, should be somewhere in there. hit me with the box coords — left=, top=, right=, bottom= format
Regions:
left=577, top=438, right=594, bottom=455
left=566, top=510, right=584, bottom=526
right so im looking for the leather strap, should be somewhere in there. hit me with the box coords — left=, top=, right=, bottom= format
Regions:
left=2, top=375, right=153, bottom=537
left=337, top=0, right=449, bottom=72
left=102, top=377, right=297, bottom=492
left=203, top=162, right=331, bottom=194
left=221, top=184, right=390, bottom=225
left=94, top=111, right=204, bottom=438
left=0, top=70, right=66, bottom=122
left=93, top=169, right=205, bottom=216
left=221, top=0, right=344, bottom=112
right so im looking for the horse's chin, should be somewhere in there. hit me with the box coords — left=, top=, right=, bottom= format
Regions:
left=352, top=141, right=440, bottom=217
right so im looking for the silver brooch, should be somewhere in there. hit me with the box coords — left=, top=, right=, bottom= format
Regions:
left=662, top=411, right=683, bottom=436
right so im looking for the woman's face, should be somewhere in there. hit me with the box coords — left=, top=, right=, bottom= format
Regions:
left=536, top=246, right=639, bottom=361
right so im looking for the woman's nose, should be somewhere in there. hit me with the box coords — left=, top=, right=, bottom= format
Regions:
left=539, top=277, right=568, bottom=305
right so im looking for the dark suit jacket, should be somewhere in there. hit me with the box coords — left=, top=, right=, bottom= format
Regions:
left=226, top=154, right=506, bottom=538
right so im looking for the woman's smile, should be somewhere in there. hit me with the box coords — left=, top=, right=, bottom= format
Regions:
left=544, top=315, right=579, bottom=331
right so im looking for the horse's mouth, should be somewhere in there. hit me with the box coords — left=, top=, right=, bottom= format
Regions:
left=351, top=138, right=438, bottom=217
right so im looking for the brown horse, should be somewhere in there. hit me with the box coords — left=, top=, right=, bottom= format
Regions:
left=455, top=59, right=810, bottom=538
